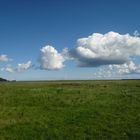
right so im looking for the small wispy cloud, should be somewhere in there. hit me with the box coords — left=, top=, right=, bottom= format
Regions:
left=133, top=30, right=139, bottom=37
left=93, top=60, right=140, bottom=79
left=1, top=64, right=14, bottom=73
left=16, top=61, right=32, bottom=72
left=1, top=61, right=32, bottom=73
left=0, top=54, right=11, bottom=62
left=109, top=61, right=140, bottom=74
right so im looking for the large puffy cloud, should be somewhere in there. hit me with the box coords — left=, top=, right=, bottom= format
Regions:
left=0, top=54, right=10, bottom=62
left=40, top=45, right=67, bottom=70
left=70, top=31, right=140, bottom=67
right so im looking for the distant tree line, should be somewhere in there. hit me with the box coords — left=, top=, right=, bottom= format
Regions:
left=0, top=77, right=8, bottom=82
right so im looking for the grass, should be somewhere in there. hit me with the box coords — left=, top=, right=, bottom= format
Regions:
left=0, top=80, right=140, bottom=140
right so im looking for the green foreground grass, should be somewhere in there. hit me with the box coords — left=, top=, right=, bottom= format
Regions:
left=0, top=80, right=140, bottom=140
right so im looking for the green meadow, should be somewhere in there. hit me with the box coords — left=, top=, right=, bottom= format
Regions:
left=0, top=80, right=140, bottom=140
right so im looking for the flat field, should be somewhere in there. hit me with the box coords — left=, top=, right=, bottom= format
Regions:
left=0, top=80, right=140, bottom=140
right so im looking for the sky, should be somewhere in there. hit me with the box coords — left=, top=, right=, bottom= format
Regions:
left=0, top=0, right=140, bottom=80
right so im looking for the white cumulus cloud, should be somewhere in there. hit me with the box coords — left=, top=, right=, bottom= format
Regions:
left=40, top=45, right=66, bottom=70
left=70, top=31, right=140, bottom=67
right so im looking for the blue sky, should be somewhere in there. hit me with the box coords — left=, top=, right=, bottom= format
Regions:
left=0, top=0, right=140, bottom=80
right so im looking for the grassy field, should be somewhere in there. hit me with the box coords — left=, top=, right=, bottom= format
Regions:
left=0, top=80, right=140, bottom=140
